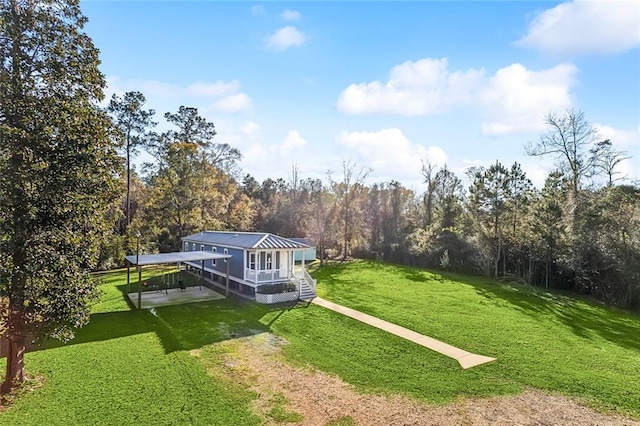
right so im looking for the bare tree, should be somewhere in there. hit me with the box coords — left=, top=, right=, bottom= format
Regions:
left=328, top=160, right=371, bottom=260
left=590, top=139, right=631, bottom=187
left=526, top=109, right=599, bottom=200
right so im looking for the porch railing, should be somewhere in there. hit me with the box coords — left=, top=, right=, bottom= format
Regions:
left=245, top=268, right=286, bottom=283
left=302, top=269, right=317, bottom=294
left=290, top=267, right=316, bottom=295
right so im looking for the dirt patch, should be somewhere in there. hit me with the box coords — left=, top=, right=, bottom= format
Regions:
left=204, top=333, right=639, bottom=426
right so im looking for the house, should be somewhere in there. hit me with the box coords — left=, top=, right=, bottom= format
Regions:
left=289, top=238, right=317, bottom=262
left=181, top=231, right=316, bottom=301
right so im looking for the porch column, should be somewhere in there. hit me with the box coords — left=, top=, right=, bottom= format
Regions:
left=126, top=263, right=130, bottom=294
left=137, top=265, right=142, bottom=310
left=200, top=260, right=204, bottom=290
left=258, top=251, right=262, bottom=283
left=302, top=248, right=306, bottom=272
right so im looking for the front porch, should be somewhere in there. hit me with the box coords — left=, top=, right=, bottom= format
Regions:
left=243, top=249, right=311, bottom=285
left=243, top=248, right=317, bottom=300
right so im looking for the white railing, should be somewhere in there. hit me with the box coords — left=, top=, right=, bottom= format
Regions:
left=245, top=268, right=285, bottom=283
left=303, top=269, right=317, bottom=294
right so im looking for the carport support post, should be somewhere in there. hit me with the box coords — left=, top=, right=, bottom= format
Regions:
left=137, top=265, right=142, bottom=310
left=200, top=260, right=204, bottom=290
left=226, top=260, right=229, bottom=297
left=126, top=264, right=130, bottom=294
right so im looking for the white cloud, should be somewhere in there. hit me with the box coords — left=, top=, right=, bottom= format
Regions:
left=280, top=130, right=307, bottom=155
left=336, top=58, right=484, bottom=115
left=240, top=121, right=261, bottom=135
left=336, top=57, right=578, bottom=135
left=520, top=161, right=554, bottom=189
left=593, top=123, right=640, bottom=148
left=515, top=0, right=640, bottom=56
left=337, top=128, right=447, bottom=184
left=479, top=63, right=577, bottom=136
left=185, top=80, right=240, bottom=98
left=208, top=93, right=253, bottom=114
left=281, top=9, right=301, bottom=21
left=105, top=76, right=253, bottom=115
left=266, top=26, right=306, bottom=51
left=239, top=130, right=309, bottom=177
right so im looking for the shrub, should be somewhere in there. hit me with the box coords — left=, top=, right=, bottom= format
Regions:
left=256, top=282, right=297, bottom=294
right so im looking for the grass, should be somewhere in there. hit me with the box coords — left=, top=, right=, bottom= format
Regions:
left=266, top=393, right=304, bottom=423
left=308, top=259, right=640, bottom=416
left=1, top=260, right=639, bottom=424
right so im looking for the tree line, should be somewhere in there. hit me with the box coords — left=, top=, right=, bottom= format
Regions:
left=106, top=94, right=639, bottom=311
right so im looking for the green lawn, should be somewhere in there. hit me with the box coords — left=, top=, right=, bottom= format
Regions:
left=309, top=260, right=640, bottom=416
left=1, top=261, right=639, bottom=424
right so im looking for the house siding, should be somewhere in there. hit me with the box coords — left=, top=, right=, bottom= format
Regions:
left=183, top=241, right=244, bottom=281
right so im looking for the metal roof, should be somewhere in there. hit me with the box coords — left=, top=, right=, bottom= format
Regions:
left=125, top=251, right=231, bottom=266
left=182, top=231, right=310, bottom=250
left=289, top=237, right=315, bottom=247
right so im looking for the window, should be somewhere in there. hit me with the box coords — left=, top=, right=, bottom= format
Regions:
left=224, top=248, right=228, bottom=262
left=200, top=245, right=204, bottom=251
left=212, top=247, right=217, bottom=266
left=249, top=252, right=256, bottom=270
left=266, top=252, right=273, bottom=270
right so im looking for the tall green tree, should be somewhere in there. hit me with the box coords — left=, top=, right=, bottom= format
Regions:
left=142, top=106, right=244, bottom=249
left=468, top=161, right=510, bottom=277
left=531, top=171, right=566, bottom=288
left=0, top=0, right=120, bottom=393
left=107, top=91, right=155, bottom=237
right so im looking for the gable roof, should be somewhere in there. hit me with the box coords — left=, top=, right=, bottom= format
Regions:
left=181, top=231, right=310, bottom=250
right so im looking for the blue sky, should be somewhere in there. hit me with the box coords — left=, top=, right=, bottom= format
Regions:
left=82, top=1, right=640, bottom=189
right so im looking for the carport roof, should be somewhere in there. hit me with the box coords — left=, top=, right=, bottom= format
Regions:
left=125, top=251, right=231, bottom=266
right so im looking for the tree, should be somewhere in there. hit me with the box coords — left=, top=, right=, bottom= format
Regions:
left=468, top=161, right=510, bottom=277
left=141, top=106, right=244, bottom=249
left=420, top=160, right=437, bottom=227
left=0, top=0, right=120, bottom=393
left=531, top=171, right=565, bottom=288
left=590, top=139, right=630, bottom=187
left=527, top=109, right=598, bottom=200
left=432, top=165, right=463, bottom=230
left=328, top=160, right=371, bottom=260
left=107, top=91, right=155, bottom=237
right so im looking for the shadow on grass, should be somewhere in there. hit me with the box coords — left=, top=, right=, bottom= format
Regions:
left=470, top=281, right=640, bottom=352
left=41, top=272, right=314, bottom=357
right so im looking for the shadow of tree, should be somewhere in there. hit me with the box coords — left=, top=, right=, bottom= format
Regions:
left=42, top=293, right=312, bottom=355
left=471, top=282, right=640, bottom=352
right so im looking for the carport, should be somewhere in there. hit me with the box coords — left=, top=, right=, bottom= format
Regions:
left=124, top=251, right=232, bottom=309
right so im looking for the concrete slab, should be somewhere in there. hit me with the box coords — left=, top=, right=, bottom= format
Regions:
left=311, top=297, right=496, bottom=370
left=127, top=286, right=225, bottom=309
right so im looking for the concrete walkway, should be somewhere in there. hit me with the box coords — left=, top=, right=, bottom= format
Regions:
left=310, top=297, right=496, bottom=369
